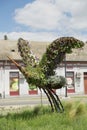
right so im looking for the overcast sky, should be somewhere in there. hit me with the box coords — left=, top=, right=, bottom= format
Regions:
left=0, top=0, right=87, bottom=42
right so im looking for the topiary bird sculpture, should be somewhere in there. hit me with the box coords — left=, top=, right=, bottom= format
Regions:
left=8, top=37, right=84, bottom=112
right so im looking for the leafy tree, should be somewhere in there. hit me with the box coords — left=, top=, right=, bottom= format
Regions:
left=8, top=37, right=84, bottom=112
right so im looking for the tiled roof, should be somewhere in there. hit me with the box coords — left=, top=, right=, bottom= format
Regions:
left=0, top=39, right=87, bottom=61
left=66, top=44, right=87, bottom=61
left=0, top=40, right=21, bottom=60
left=0, top=40, right=49, bottom=60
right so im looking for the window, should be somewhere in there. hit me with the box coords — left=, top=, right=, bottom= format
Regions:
left=9, top=72, right=19, bottom=95
left=66, top=72, right=74, bottom=89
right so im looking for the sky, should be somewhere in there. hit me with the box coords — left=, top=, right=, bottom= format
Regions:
left=0, top=0, right=87, bottom=42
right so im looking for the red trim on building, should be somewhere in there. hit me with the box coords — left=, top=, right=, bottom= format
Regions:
left=10, top=91, right=19, bottom=96
left=67, top=89, right=75, bottom=93
left=29, top=90, right=38, bottom=95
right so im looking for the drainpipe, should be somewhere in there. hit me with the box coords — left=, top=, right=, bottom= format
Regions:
left=64, top=55, right=67, bottom=97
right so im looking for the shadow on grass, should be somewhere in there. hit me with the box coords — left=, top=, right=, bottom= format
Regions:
left=0, top=106, right=52, bottom=120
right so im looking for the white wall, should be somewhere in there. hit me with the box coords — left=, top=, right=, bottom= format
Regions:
left=56, top=66, right=86, bottom=95
left=0, top=68, right=3, bottom=97
left=0, top=65, right=87, bottom=98
left=19, top=78, right=29, bottom=95
left=0, top=68, right=29, bottom=98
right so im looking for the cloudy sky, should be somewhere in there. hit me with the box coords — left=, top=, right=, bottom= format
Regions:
left=0, top=0, right=87, bottom=42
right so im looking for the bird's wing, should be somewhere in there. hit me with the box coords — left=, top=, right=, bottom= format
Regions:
left=39, top=37, right=84, bottom=77
left=18, top=38, right=38, bottom=66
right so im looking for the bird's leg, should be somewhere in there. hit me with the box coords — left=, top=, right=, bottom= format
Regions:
left=42, top=87, right=54, bottom=112
left=51, top=89, right=64, bottom=112
left=46, top=88, right=61, bottom=112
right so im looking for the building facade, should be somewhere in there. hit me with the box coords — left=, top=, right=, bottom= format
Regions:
left=0, top=60, right=87, bottom=98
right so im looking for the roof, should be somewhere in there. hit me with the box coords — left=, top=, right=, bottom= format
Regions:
left=0, top=39, right=49, bottom=60
left=0, top=39, right=87, bottom=61
left=66, top=45, right=87, bottom=61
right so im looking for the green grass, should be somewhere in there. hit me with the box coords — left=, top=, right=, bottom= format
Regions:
left=0, top=102, right=87, bottom=130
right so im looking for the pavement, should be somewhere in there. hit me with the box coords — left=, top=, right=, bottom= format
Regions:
left=0, top=95, right=49, bottom=107
left=0, top=94, right=87, bottom=107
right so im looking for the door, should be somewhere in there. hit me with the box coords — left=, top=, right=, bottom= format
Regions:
left=84, top=72, right=87, bottom=94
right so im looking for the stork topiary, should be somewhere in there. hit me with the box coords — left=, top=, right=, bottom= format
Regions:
left=8, top=37, right=84, bottom=112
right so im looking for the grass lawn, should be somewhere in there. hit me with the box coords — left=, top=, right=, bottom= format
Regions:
left=0, top=100, right=87, bottom=130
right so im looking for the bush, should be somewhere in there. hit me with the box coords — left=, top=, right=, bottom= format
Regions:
left=47, top=75, right=66, bottom=89
left=69, top=102, right=86, bottom=118
left=75, top=103, right=86, bottom=116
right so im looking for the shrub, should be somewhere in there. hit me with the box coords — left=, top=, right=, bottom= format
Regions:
left=75, top=103, right=86, bottom=116
left=47, top=75, right=66, bottom=89
left=69, top=102, right=86, bottom=118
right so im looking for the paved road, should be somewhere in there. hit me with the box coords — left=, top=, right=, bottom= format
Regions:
left=0, top=95, right=49, bottom=107
left=0, top=94, right=87, bottom=107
